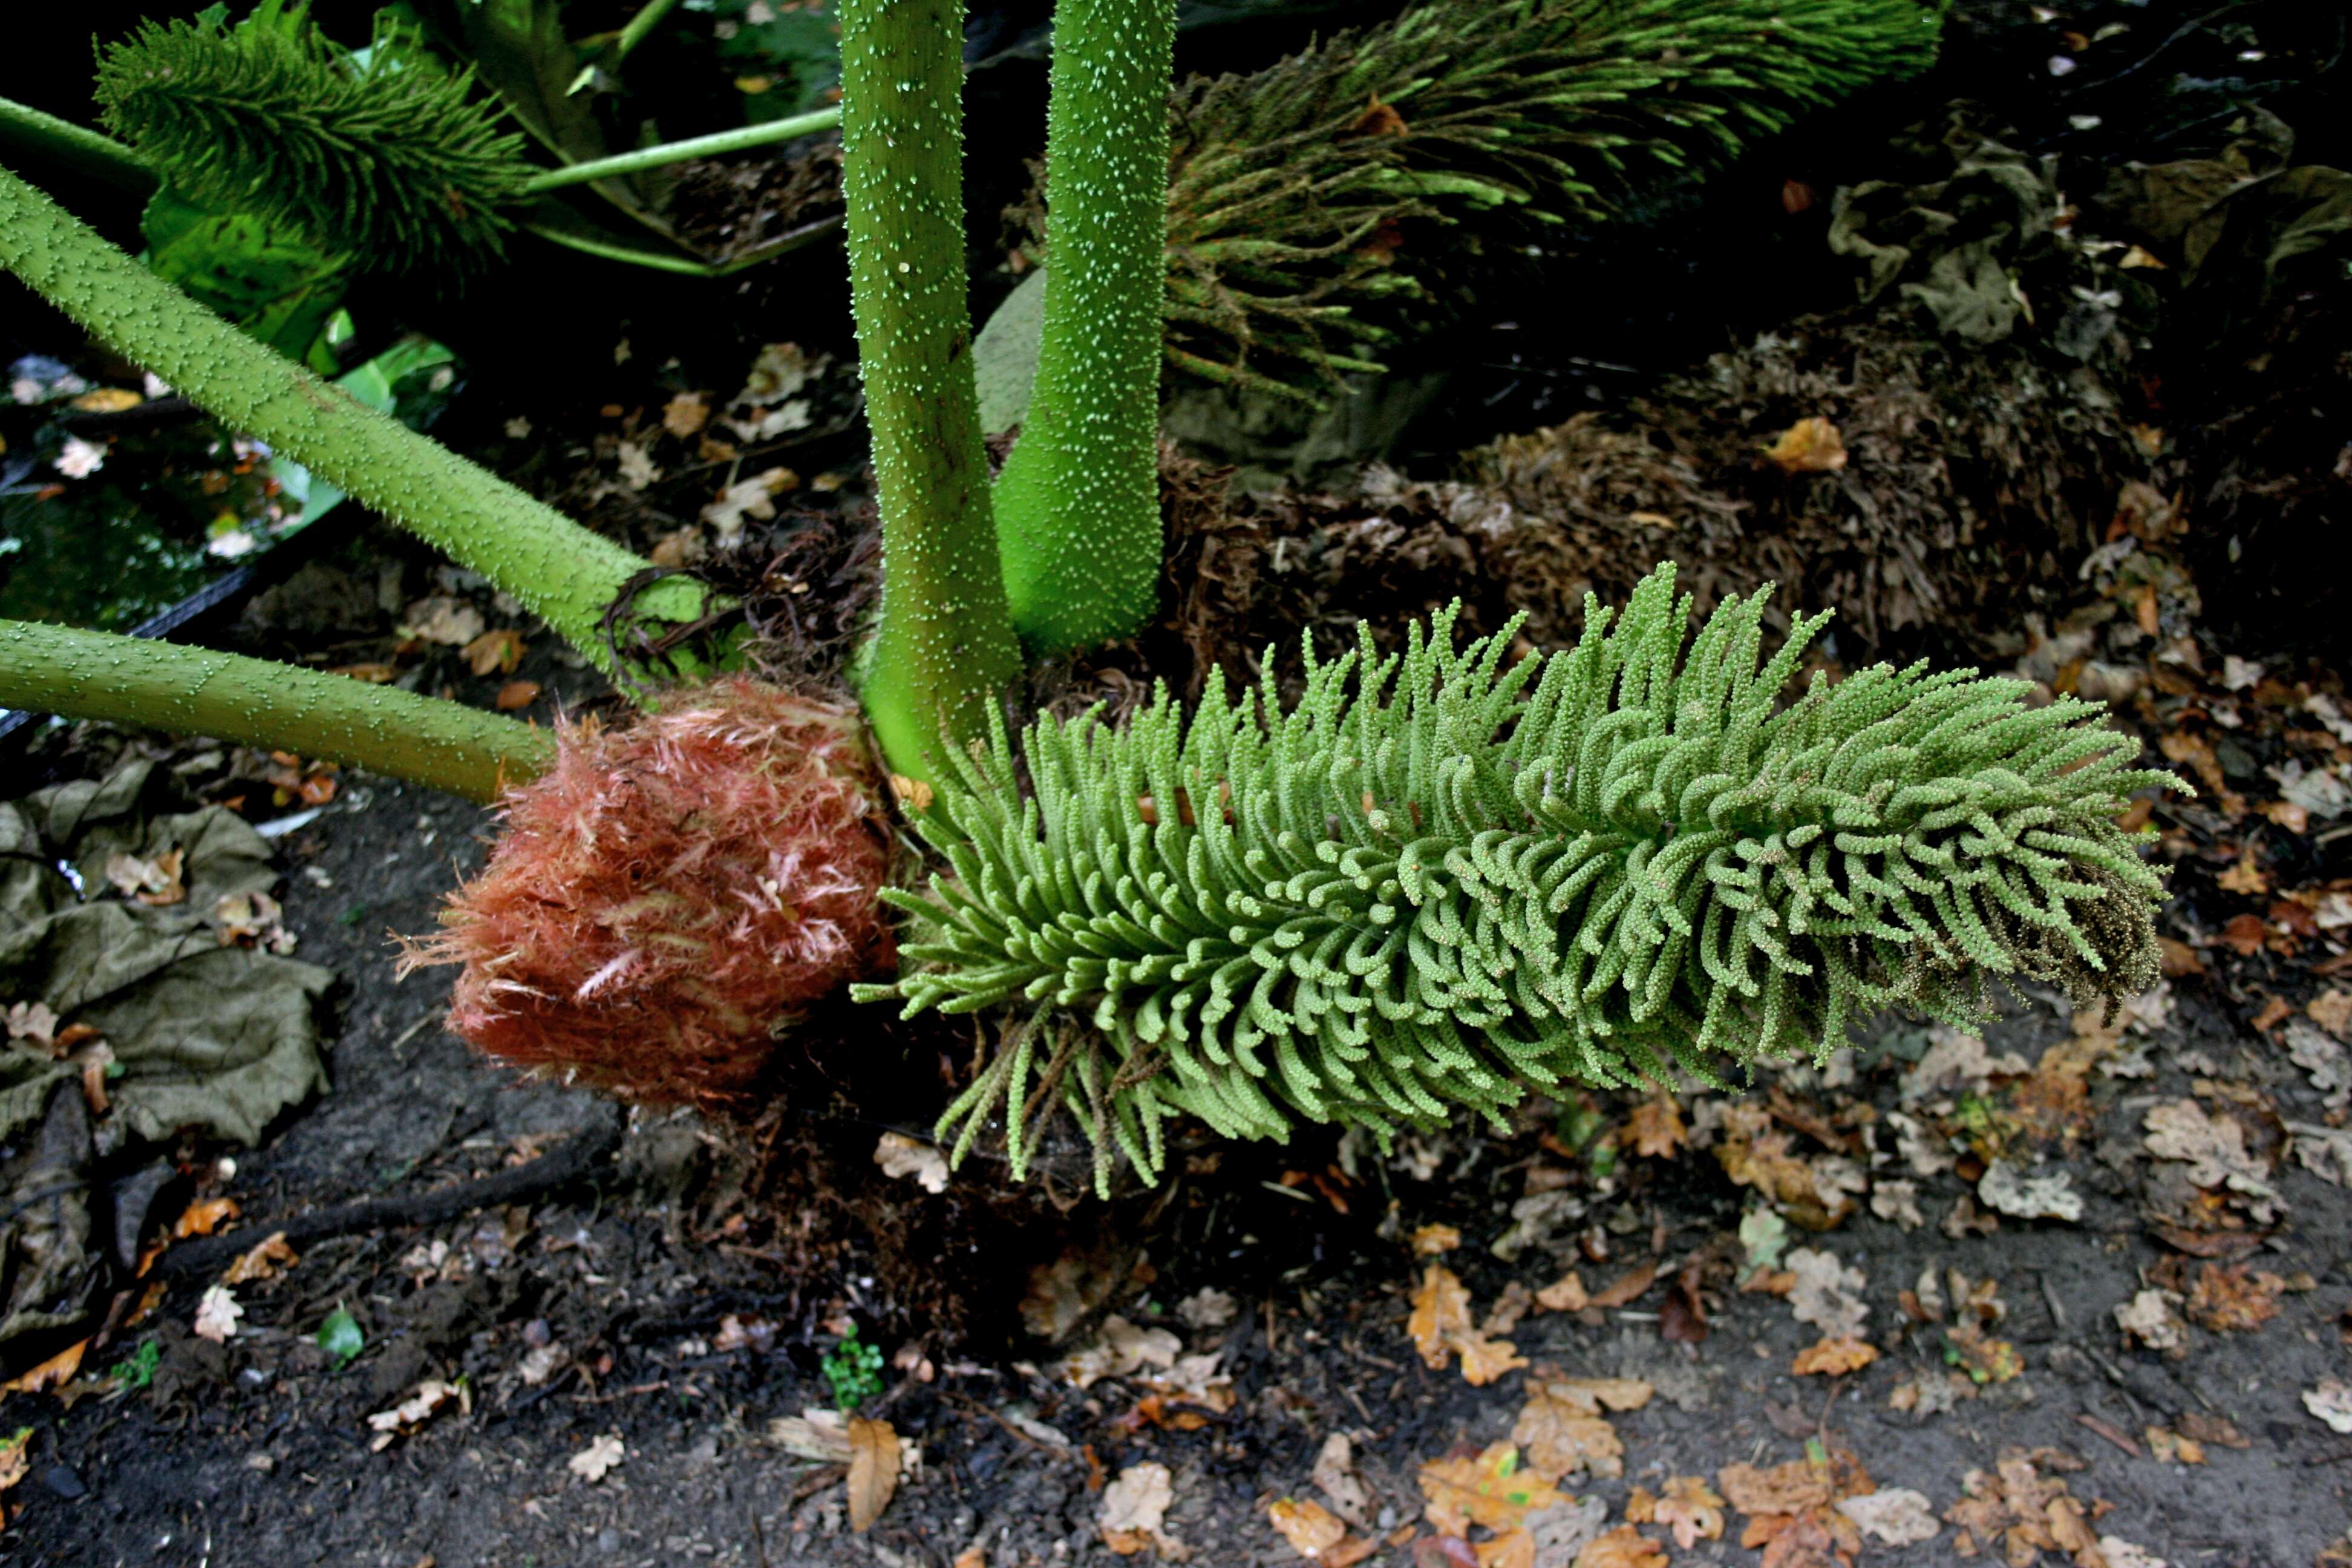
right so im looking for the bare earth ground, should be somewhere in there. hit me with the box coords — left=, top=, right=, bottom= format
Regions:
left=4, top=773, right=2349, bottom=1567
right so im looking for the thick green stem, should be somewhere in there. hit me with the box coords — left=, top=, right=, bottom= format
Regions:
left=1, top=621, right=552, bottom=803
left=989, top=0, right=1175, bottom=654
left=519, top=108, right=842, bottom=193
left=0, top=162, right=706, bottom=682
left=0, top=97, right=157, bottom=194
left=836, top=0, right=1022, bottom=783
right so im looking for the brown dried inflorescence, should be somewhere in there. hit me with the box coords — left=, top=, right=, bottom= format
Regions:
left=402, top=678, right=895, bottom=1105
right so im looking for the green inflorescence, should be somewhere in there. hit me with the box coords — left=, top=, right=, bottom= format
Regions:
left=94, top=8, right=529, bottom=275
left=859, top=564, right=2177, bottom=1192
left=1158, top=0, right=1946, bottom=396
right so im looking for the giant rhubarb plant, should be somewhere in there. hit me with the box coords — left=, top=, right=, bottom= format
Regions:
left=3, top=0, right=2178, bottom=1180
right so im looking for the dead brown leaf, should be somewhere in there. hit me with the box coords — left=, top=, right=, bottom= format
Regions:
left=662, top=391, right=711, bottom=438
left=495, top=679, right=542, bottom=711
left=1942, top=1454, right=2102, bottom=1567
left=218, top=1232, right=298, bottom=1285
left=1409, top=1263, right=1472, bottom=1369
left=0, top=1338, right=87, bottom=1396
left=1792, top=1336, right=1879, bottom=1376
left=846, top=1416, right=898, bottom=1532
left=462, top=628, right=525, bottom=676
left=1419, top=1443, right=1564, bottom=1535
left=2184, top=1263, right=2284, bottom=1333
left=1411, top=1224, right=1463, bottom=1256
left=1269, top=1498, right=1348, bottom=1559
left=1625, top=1097, right=1687, bottom=1158
left=1574, top=1525, right=1668, bottom=1568
left=2218, top=854, right=2270, bottom=896
left=1654, top=1475, right=1727, bottom=1549
left=1512, top=1384, right=1632, bottom=1480
left=1588, top=1262, right=1657, bottom=1310
left=1761, top=417, right=1849, bottom=473
left=2311, top=990, right=2352, bottom=1039
left=1534, top=1271, right=1589, bottom=1312
left=172, top=1197, right=240, bottom=1239
left=1345, top=93, right=1408, bottom=137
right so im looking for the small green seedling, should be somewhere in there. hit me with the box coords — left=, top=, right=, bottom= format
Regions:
left=107, top=1339, right=161, bottom=1391
left=820, top=1325, right=884, bottom=1412
left=316, top=1305, right=365, bottom=1369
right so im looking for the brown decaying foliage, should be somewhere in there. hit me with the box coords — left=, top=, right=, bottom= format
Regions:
left=401, top=678, right=895, bottom=1105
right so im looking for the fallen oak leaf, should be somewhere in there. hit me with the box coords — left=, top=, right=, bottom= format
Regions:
left=1102, top=1461, right=1189, bottom=1558
left=1760, top=416, right=1848, bottom=474
left=218, top=1232, right=298, bottom=1285
left=1574, top=1524, right=1668, bottom=1568
left=1409, top=1263, right=1473, bottom=1369
left=1512, top=1386, right=1625, bottom=1480
left=1450, top=1329, right=1529, bottom=1387
left=1270, top=1498, right=1373, bottom=1564
left=1792, top=1336, right=1878, bottom=1376
left=569, top=1432, right=626, bottom=1483
left=193, top=1284, right=243, bottom=1343
left=1411, top=1224, right=1462, bottom=1255
left=1419, top=1443, right=1564, bottom=1535
left=1625, top=1096, right=1687, bottom=1158
left=1653, top=1474, right=1727, bottom=1549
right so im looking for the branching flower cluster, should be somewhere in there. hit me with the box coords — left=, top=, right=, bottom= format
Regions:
left=864, top=566, right=2175, bottom=1189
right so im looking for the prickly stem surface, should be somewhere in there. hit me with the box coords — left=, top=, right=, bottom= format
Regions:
left=0, top=618, right=553, bottom=803
left=0, top=162, right=706, bottom=684
left=990, top=0, right=1176, bottom=655
left=836, top=0, right=1022, bottom=780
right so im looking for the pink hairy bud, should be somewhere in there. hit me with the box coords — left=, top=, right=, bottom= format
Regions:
left=400, top=678, right=895, bottom=1103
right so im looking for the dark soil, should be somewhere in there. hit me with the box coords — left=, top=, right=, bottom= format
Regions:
left=4, top=769, right=2350, bottom=1565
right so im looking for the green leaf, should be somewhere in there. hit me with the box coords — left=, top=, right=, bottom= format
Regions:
left=714, top=0, right=843, bottom=119
left=1737, top=1209, right=1789, bottom=1279
left=973, top=267, right=1047, bottom=437
left=140, top=184, right=350, bottom=365
left=317, top=1306, right=365, bottom=1368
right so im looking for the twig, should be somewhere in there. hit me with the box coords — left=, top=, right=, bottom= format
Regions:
left=2074, top=1413, right=2143, bottom=1458
left=158, top=1110, right=622, bottom=1279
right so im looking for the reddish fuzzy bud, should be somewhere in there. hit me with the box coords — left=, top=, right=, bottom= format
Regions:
left=400, top=679, right=895, bottom=1104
